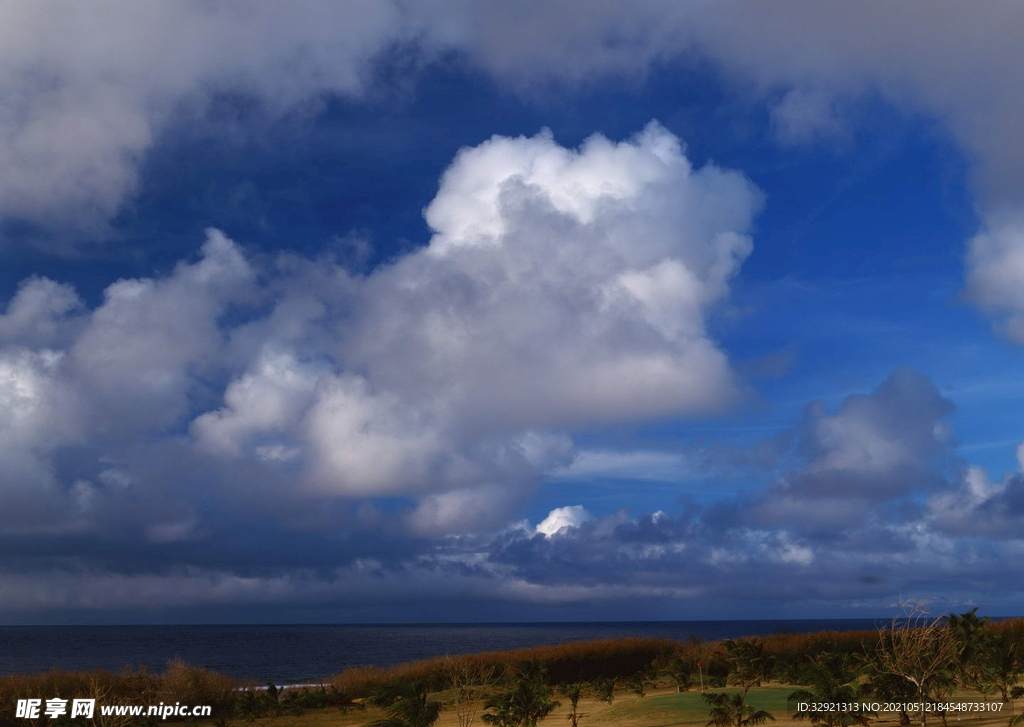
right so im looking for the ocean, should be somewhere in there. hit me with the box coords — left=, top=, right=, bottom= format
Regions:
left=0, top=620, right=883, bottom=684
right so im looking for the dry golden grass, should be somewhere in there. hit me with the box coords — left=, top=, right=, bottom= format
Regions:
left=329, top=637, right=679, bottom=696
left=0, top=660, right=237, bottom=726
left=160, top=657, right=237, bottom=710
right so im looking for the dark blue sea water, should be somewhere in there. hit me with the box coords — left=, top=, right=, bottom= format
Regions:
left=0, top=620, right=883, bottom=684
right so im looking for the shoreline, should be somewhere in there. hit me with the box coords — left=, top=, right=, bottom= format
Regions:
left=2, top=617, right=1021, bottom=686
left=0, top=617, right=902, bottom=683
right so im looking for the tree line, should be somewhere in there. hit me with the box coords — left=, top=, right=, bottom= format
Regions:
left=359, top=606, right=1023, bottom=727
left=1, top=610, right=1019, bottom=726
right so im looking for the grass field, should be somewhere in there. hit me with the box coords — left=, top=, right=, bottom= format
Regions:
left=196, top=684, right=1021, bottom=727
left=6, top=625, right=1020, bottom=726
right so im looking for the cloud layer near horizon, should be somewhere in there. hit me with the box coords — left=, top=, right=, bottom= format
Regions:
left=2, top=361, right=1022, bottom=617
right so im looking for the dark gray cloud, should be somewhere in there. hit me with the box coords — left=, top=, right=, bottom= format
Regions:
left=929, top=464, right=1024, bottom=539
left=476, top=504, right=1019, bottom=609
left=738, top=368, right=955, bottom=533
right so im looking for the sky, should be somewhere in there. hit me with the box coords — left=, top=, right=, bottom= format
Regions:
left=1, top=1, right=1023, bottom=625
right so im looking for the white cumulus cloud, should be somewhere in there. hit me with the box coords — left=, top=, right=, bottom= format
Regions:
left=536, top=505, right=594, bottom=537
left=0, top=123, right=758, bottom=538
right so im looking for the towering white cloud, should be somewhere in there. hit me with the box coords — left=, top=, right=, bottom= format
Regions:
left=229, top=124, right=758, bottom=514
left=344, top=123, right=758, bottom=430
left=0, top=123, right=759, bottom=538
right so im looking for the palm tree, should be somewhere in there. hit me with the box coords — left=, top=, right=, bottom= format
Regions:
left=724, top=640, right=776, bottom=698
left=587, top=677, right=615, bottom=705
left=559, top=681, right=585, bottom=727
left=703, top=691, right=775, bottom=727
left=1008, top=686, right=1024, bottom=727
left=625, top=670, right=654, bottom=699
left=790, top=653, right=873, bottom=727
left=482, top=664, right=560, bottom=727
left=944, top=608, right=991, bottom=691
left=922, top=670, right=959, bottom=727
left=979, top=632, right=1024, bottom=703
left=659, top=654, right=694, bottom=693
left=777, top=656, right=813, bottom=687
left=365, top=681, right=442, bottom=727
left=862, top=670, right=916, bottom=726
left=482, top=694, right=520, bottom=727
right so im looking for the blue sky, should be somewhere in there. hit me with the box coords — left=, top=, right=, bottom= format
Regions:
left=1, top=1, right=1023, bottom=624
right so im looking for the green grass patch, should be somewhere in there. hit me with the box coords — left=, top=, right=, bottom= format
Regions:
left=590, top=687, right=798, bottom=727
